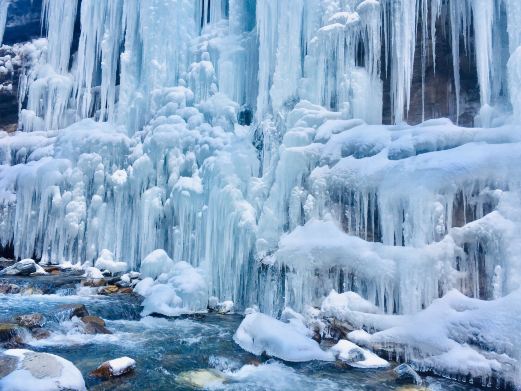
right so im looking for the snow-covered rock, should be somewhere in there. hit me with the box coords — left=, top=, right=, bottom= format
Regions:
left=91, top=356, right=136, bottom=379
left=234, top=312, right=333, bottom=362
left=94, top=250, right=128, bottom=275
left=0, top=259, right=37, bottom=276
left=139, top=249, right=175, bottom=280
left=330, top=339, right=389, bottom=369
left=0, top=349, right=86, bottom=391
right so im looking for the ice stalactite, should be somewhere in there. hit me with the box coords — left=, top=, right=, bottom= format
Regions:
left=0, top=0, right=10, bottom=46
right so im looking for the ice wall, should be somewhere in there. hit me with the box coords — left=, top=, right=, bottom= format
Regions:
left=0, top=0, right=521, bottom=370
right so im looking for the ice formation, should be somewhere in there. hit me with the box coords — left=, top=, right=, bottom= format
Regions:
left=0, top=0, right=521, bottom=387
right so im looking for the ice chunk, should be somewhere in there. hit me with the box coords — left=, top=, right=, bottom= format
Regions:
left=94, top=249, right=128, bottom=274
left=139, top=249, right=175, bottom=280
left=330, top=339, right=390, bottom=369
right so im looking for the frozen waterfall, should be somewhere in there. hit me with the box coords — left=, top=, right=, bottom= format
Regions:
left=0, top=0, right=521, bottom=387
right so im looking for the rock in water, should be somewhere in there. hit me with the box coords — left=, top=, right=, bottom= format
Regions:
left=91, top=357, right=136, bottom=379
left=394, top=364, right=423, bottom=385
left=176, top=370, right=225, bottom=388
left=15, top=313, right=44, bottom=329
left=81, top=316, right=111, bottom=334
left=0, top=323, right=19, bottom=342
left=0, top=349, right=86, bottom=390
left=0, top=259, right=37, bottom=276
left=58, top=304, right=89, bottom=319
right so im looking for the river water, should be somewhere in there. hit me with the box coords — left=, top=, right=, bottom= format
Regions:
left=0, top=280, right=484, bottom=391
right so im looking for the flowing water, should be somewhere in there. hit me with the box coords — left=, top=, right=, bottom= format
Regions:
left=0, top=278, right=484, bottom=391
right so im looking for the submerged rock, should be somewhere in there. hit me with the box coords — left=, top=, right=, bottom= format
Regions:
left=0, top=349, right=86, bottom=390
left=176, top=369, right=225, bottom=388
left=91, top=356, right=136, bottom=379
left=394, top=364, right=423, bottom=385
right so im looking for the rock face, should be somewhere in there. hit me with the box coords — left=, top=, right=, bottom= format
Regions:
left=90, top=357, right=136, bottom=379
left=0, top=323, right=19, bottom=342
left=0, top=349, right=86, bottom=391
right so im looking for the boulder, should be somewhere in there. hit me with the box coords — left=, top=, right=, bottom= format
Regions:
left=99, top=285, right=119, bottom=295
left=118, top=287, right=133, bottom=294
left=82, top=278, right=106, bottom=287
left=81, top=316, right=111, bottom=334
left=31, top=327, right=51, bottom=340
left=59, top=304, right=90, bottom=319
left=90, top=357, right=136, bottom=379
left=0, top=259, right=37, bottom=276
left=0, top=323, right=20, bottom=342
left=15, top=313, right=44, bottom=329
left=0, top=283, right=20, bottom=294
left=394, top=363, right=423, bottom=385
left=0, top=349, right=86, bottom=390
left=20, top=287, right=44, bottom=296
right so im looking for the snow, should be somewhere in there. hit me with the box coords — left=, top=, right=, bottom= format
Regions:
left=94, top=249, right=128, bottom=274
left=1, top=1, right=521, bottom=387
left=138, top=249, right=208, bottom=317
left=233, top=312, right=333, bottom=362
left=0, top=349, right=86, bottom=391
left=105, top=356, right=136, bottom=376
left=330, top=339, right=389, bottom=369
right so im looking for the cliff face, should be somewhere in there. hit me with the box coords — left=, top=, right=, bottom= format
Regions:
left=0, top=0, right=42, bottom=132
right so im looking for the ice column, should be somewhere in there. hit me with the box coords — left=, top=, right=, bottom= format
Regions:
left=0, top=0, right=9, bottom=46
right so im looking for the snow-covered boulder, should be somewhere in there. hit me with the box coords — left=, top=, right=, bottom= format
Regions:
left=0, top=259, right=37, bottom=276
left=233, top=312, right=334, bottom=362
left=0, top=349, right=86, bottom=391
left=94, top=249, right=128, bottom=274
left=208, top=297, right=234, bottom=314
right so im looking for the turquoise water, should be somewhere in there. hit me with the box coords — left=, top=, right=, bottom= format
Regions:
left=0, top=291, right=483, bottom=390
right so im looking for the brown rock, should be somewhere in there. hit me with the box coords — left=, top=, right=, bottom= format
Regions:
left=90, top=357, right=136, bottom=379
left=59, top=304, right=90, bottom=319
left=84, top=321, right=112, bottom=335
left=118, top=287, right=133, bottom=294
left=0, top=323, right=20, bottom=342
left=81, top=316, right=105, bottom=327
left=99, top=285, right=119, bottom=295
left=31, top=327, right=51, bottom=340
left=15, top=313, right=44, bottom=329
left=82, top=278, right=106, bottom=287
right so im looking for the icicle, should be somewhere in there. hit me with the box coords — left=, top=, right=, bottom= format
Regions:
left=472, top=0, right=494, bottom=106
left=0, top=0, right=10, bottom=46
left=42, top=0, right=78, bottom=74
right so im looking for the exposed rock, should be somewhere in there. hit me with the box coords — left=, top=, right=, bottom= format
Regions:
left=394, top=364, right=423, bottom=386
left=20, top=287, right=44, bottom=295
left=99, top=285, right=119, bottom=295
left=0, top=349, right=86, bottom=390
left=81, top=316, right=105, bottom=327
left=118, top=287, right=133, bottom=294
left=83, top=321, right=112, bottom=335
left=31, top=327, right=51, bottom=340
left=0, top=259, right=37, bottom=276
left=0, top=283, right=20, bottom=294
left=59, top=304, right=90, bottom=319
left=0, top=323, right=20, bottom=342
left=82, top=278, right=106, bottom=287
left=15, top=313, right=44, bottom=329
left=90, top=357, right=136, bottom=379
